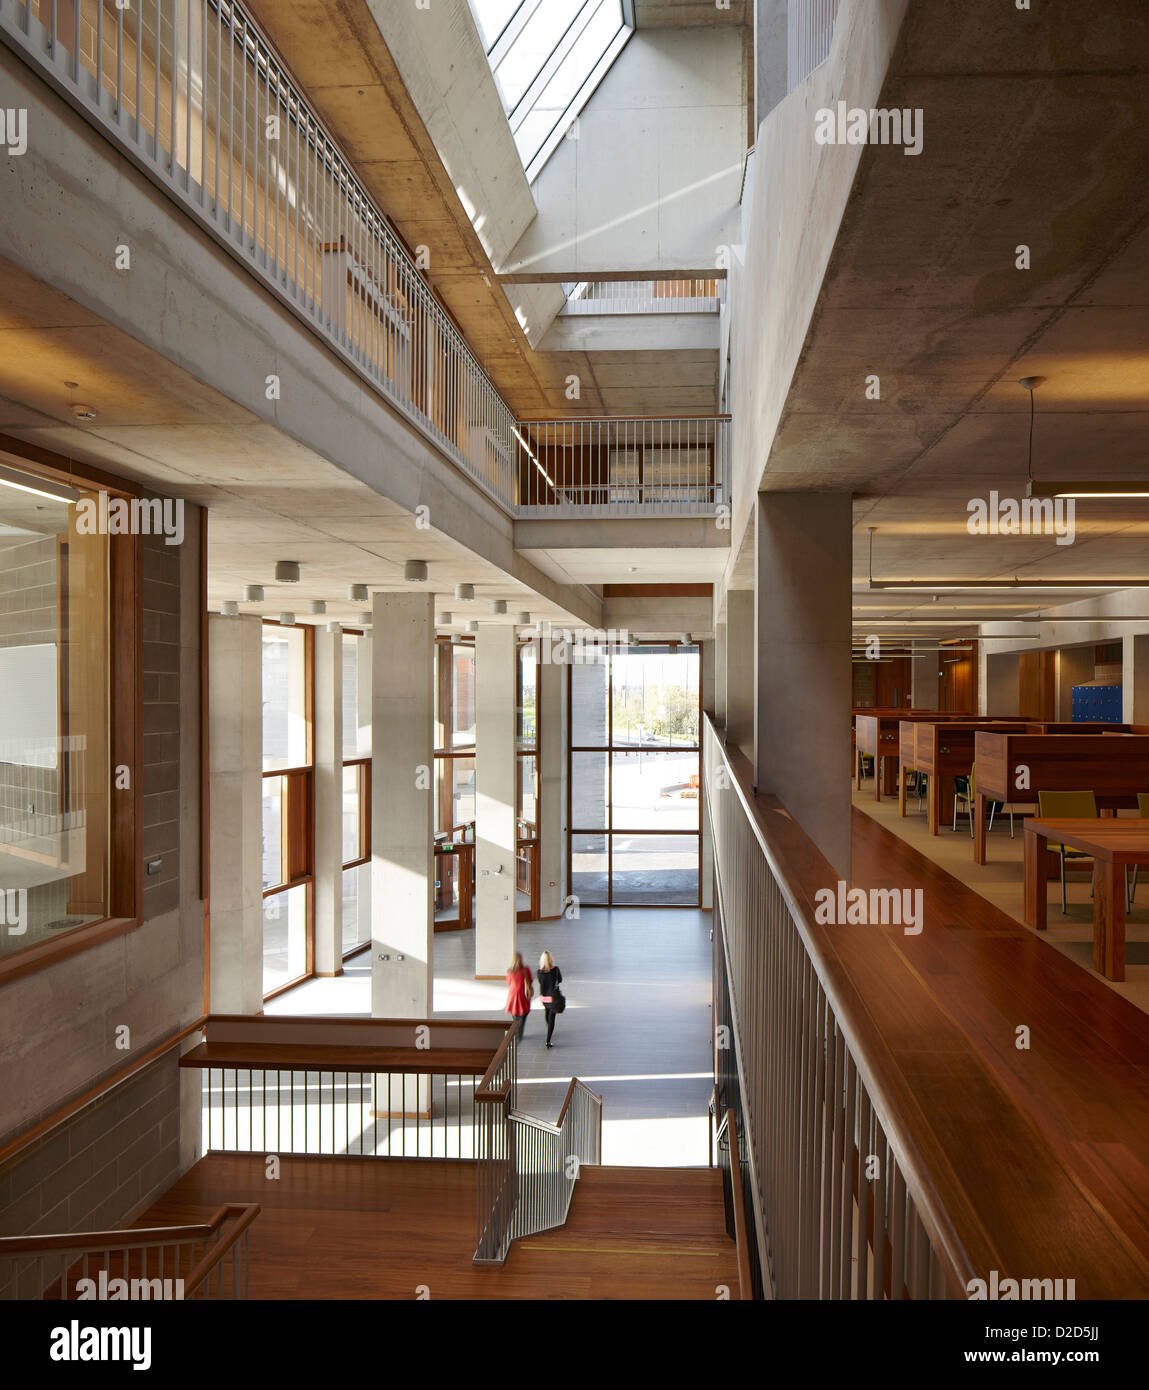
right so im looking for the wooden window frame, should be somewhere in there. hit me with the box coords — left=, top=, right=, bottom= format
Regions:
left=0, top=444, right=145, bottom=987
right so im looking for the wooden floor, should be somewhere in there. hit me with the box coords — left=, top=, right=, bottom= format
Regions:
left=137, top=1154, right=737, bottom=1299
left=848, top=806, right=1149, bottom=1294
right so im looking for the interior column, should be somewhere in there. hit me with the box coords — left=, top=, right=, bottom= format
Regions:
left=475, top=623, right=517, bottom=978
left=726, top=590, right=755, bottom=761
left=207, top=613, right=263, bottom=1013
left=755, top=492, right=853, bottom=879
left=370, top=593, right=434, bottom=1017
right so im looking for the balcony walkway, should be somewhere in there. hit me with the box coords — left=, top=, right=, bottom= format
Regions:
left=135, top=1154, right=736, bottom=1299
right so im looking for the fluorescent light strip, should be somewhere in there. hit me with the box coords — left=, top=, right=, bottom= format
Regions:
left=0, top=463, right=79, bottom=505
left=512, top=425, right=556, bottom=488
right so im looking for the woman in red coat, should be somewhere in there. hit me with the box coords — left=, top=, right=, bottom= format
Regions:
left=505, top=952, right=534, bottom=1039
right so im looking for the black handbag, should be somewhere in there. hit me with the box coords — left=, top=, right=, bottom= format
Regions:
left=549, top=985, right=567, bottom=1014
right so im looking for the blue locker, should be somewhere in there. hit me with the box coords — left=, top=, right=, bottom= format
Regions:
left=1071, top=684, right=1122, bottom=722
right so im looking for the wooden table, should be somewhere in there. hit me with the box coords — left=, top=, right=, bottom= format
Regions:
left=1023, top=817, right=1149, bottom=981
left=897, top=719, right=1028, bottom=833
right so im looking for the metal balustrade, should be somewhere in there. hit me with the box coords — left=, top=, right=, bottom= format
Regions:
left=508, top=1078, right=602, bottom=1242
left=516, top=416, right=730, bottom=518
left=561, top=279, right=725, bottom=315
left=473, top=1026, right=518, bottom=1265
left=788, top=0, right=841, bottom=92
left=0, top=0, right=733, bottom=521
left=704, top=719, right=963, bottom=1299
left=0, top=1203, right=257, bottom=1300
left=201, top=1066, right=484, bottom=1159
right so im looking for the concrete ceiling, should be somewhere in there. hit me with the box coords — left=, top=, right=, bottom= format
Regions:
left=242, top=0, right=720, bottom=416
left=0, top=257, right=588, bottom=632
left=747, top=0, right=1149, bottom=638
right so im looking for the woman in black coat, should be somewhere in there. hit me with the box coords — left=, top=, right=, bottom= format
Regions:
left=537, top=951, right=563, bottom=1048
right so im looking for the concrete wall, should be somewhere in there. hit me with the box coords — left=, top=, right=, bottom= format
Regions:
left=508, top=29, right=747, bottom=275
left=726, top=590, right=755, bottom=761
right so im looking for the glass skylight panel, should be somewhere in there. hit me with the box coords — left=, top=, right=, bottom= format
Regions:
left=468, top=0, right=631, bottom=182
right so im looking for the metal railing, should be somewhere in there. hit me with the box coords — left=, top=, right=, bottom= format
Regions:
left=704, top=719, right=963, bottom=1299
left=516, top=416, right=730, bottom=518
left=714, top=1105, right=754, bottom=1301
left=509, top=1077, right=602, bottom=1242
left=0, top=0, right=734, bottom=522
left=473, top=1025, right=518, bottom=1265
left=788, top=0, right=841, bottom=91
left=561, top=279, right=725, bottom=315
left=0, top=0, right=520, bottom=511
left=201, top=1066, right=485, bottom=1159
left=0, top=1202, right=258, bottom=1300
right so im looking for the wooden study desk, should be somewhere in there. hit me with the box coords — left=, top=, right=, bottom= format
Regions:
left=1023, top=817, right=1149, bottom=981
left=898, top=720, right=1028, bottom=833
left=854, top=710, right=971, bottom=802
left=972, top=732, right=1149, bottom=865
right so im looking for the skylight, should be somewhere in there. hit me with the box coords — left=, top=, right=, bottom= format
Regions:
left=469, top=0, right=633, bottom=183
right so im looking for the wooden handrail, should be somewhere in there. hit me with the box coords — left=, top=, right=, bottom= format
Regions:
left=0, top=1221, right=215, bottom=1256
left=183, top=1204, right=261, bottom=1299
left=724, top=1109, right=753, bottom=1302
left=474, top=1023, right=518, bottom=1101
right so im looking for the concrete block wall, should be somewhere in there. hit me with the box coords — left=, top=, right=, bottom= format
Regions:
left=0, top=1051, right=184, bottom=1298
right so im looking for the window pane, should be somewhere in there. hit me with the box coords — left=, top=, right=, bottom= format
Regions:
left=452, top=646, right=476, bottom=748
left=611, top=834, right=698, bottom=906
left=342, top=763, right=363, bottom=864
left=492, top=0, right=583, bottom=112
left=517, top=753, right=537, bottom=827
left=571, top=833, right=608, bottom=906
left=342, top=634, right=368, bottom=757
left=610, top=750, right=700, bottom=830
left=470, top=0, right=524, bottom=50
left=0, top=479, right=110, bottom=956
left=436, top=756, right=475, bottom=832
left=342, top=863, right=370, bottom=953
left=262, top=775, right=285, bottom=889
left=263, top=884, right=308, bottom=994
left=570, top=751, right=607, bottom=829
left=611, top=644, right=700, bottom=746
left=517, top=640, right=538, bottom=749
left=571, top=658, right=609, bottom=745
left=262, top=625, right=308, bottom=770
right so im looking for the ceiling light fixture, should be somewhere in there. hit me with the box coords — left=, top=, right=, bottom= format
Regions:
left=279, top=612, right=296, bottom=626
left=438, top=612, right=453, bottom=626
left=0, top=462, right=79, bottom=504
left=309, top=600, right=326, bottom=615
left=243, top=585, right=265, bottom=603
left=455, top=583, right=475, bottom=602
left=490, top=600, right=507, bottom=615
left=220, top=600, right=239, bottom=616
left=348, top=584, right=369, bottom=602
left=404, top=560, right=429, bottom=582
left=275, top=561, right=300, bottom=583
left=516, top=611, right=531, bottom=626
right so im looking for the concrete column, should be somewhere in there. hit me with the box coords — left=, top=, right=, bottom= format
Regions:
left=353, top=633, right=373, bottom=943
left=755, top=493, right=852, bottom=879
left=313, top=627, right=343, bottom=976
left=911, top=653, right=937, bottom=709
left=208, top=614, right=263, bottom=1013
left=475, top=624, right=518, bottom=977
left=1125, top=634, right=1149, bottom=724
left=370, top=594, right=434, bottom=1018
left=726, top=590, right=755, bottom=761
left=715, top=609, right=728, bottom=726
left=538, top=650, right=565, bottom=920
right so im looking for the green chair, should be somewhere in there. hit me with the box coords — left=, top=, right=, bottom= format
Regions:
left=953, top=764, right=1003, bottom=837
left=1036, top=790, right=1097, bottom=914
left=1124, top=793, right=1149, bottom=907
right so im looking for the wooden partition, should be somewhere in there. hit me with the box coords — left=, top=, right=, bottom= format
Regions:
left=854, top=711, right=973, bottom=801
left=899, top=721, right=1029, bottom=833
left=971, top=733, right=1149, bottom=863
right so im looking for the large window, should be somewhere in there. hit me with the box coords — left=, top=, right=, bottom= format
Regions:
left=569, top=644, right=701, bottom=906
left=434, top=638, right=476, bottom=928
left=341, top=631, right=371, bottom=956
left=467, top=0, right=632, bottom=181
left=516, top=638, right=540, bottom=920
left=0, top=465, right=121, bottom=964
left=262, top=622, right=313, bottom=996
